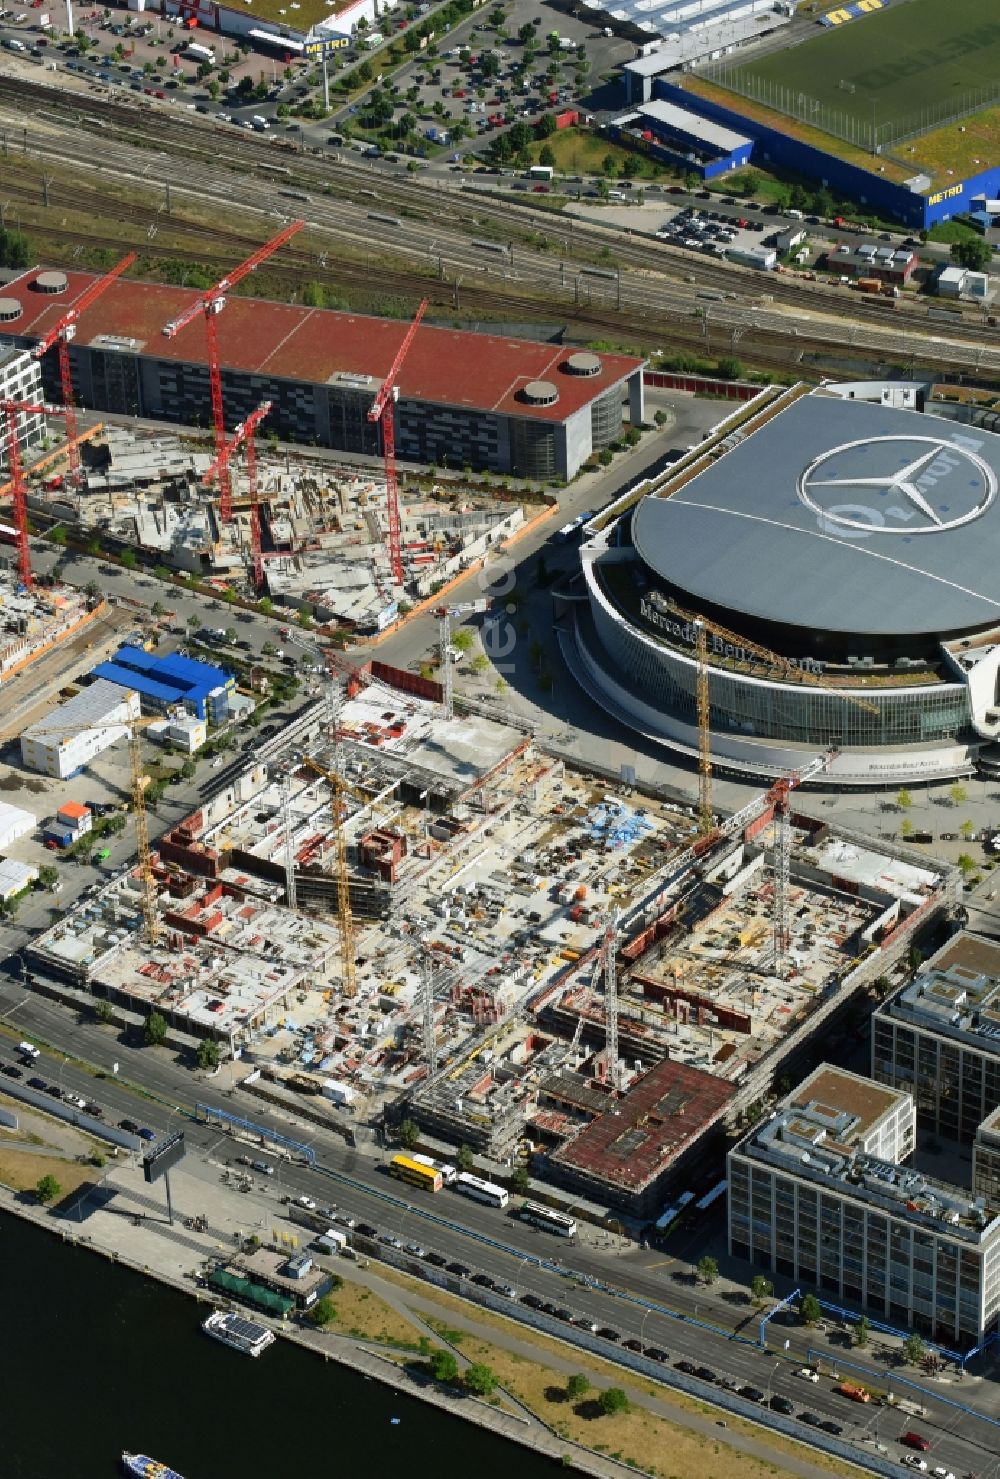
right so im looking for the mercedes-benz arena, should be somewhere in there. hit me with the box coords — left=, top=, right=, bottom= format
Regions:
left=567, top=384, right=1000, bottom=787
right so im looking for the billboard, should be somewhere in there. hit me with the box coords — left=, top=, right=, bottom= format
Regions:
left=142, top=1130, right=186, bottom=1184
left=305, top=33, right=349, bottom=55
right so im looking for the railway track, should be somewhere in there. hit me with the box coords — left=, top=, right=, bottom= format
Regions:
left=1, top=72, right=998, bottom=378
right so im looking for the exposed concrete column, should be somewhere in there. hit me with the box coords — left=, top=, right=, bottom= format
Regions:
left=628, top=370, right=645, bottom=427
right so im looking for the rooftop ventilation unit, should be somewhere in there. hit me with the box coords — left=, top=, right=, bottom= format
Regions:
left=35, top=270, right=68, bottom=295
left=562, top=351, right=602, bottom=378
left=0, top=297, right=23, bottom=322
left=520, top=379, right=559, bottom=407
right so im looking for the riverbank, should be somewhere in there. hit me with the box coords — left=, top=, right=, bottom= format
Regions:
left=0, top=1140, right=867, bottom=1479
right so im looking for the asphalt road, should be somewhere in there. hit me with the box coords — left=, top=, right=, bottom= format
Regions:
left=0, top=986, right=995, bottom=1479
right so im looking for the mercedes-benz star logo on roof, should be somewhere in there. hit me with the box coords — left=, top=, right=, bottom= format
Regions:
left=798, top=435, right=996, bottom=536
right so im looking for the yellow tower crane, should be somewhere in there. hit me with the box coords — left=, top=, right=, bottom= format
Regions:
left=11, top=714, right=165, bottom=944
left=292, top=754, right=400, bottom=1000
left=665, top=597, right=880, bottom=833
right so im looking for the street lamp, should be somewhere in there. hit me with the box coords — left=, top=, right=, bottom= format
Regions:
left=765, top=1359, right=780, bottom=1409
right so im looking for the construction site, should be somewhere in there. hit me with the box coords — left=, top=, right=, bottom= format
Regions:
left=25, top=648, right=958, bottom=1215
left=34, top=421, right=530, bottom=628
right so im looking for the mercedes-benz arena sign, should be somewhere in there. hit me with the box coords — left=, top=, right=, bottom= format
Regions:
left=569, top=390, right=1000, bottom=786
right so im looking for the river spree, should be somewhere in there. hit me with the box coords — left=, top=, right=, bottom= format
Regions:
left=0, top=1210, right=558, bottom=1479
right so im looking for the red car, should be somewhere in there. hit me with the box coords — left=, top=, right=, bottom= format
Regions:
left=900, top=1433, right=929, bottom=1452
left=532, top=183, right=550, bottom=193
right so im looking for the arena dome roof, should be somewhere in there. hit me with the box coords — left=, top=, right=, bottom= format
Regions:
left=631, top=395, right=1000, bottom=639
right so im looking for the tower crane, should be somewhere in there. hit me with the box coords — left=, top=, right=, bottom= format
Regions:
left=30, top=252, right=137, bottom=489
left=660, top=591, right=879, bottom=836
left=435, top=598, right=491, bottom=721
left=644, top=591, right=880, bottom=976
left=288, top=754, right=400, bottom=1000
left=367, top=297, right=427, bottom=585
left=161, top=221, right=305, bottom=524
left=14, top=715, right=163, bottom=944
left=1, top=394, right=70, bottom=589
left=203, top=400, right=272, bottom=591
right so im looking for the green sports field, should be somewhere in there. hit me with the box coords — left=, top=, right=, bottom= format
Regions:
left=714, top=0, right=1000, bottom=148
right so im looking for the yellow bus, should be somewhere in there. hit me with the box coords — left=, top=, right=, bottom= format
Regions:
left=389, top=1154, right=443, bottom=1193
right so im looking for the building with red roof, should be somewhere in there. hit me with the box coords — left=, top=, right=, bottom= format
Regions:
left=0, top=267, right=645, bottom=481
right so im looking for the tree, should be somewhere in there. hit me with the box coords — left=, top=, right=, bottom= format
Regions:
left=855, top=1315, right=870, bottom=1348
left=225, top=627, right=238, bottom=645
left=896, top=787, right=912, bottom=811
left=151, top=601, right=165, bottom=619
left=960, top=818, right=975, bottom=840
left=35, top=1174, right=61, bottom=1204
left=800, top=1293, right=822, bottom=1326
left=308, top=1295, right=337, bottom=1326
left=144, top=1011, right=168, bottom=1047
left=750, top=1274, right=774, bottom=1305
left=119, top=548, right=137, bottom=569
left=399, top=1117, right=420, bottom=1150
left=957, top=852, right=977, bottom=878
left=38, top=864, right=59, bottom=889
left=49, top=525, right=67, bottom=545
left=456, top=1143, right=475, bottom=1173
left=180, top=758, right=196, bottom=781
left=509, top=1166, right=530, bottom=1195
left=949, top=782, right=968, bottom=807
left=197, top=1038, right=220, bottom=1070
left=221, top=587, right=236, bottom=604
left=0, top=226, right=31, bottom=270
left=538, top=143, right=556, bottom=168
left=697, top=1255, right=719, bottom=1285
left=451, top=628, right=474, bottom=653
left=566, top=1372, right=590, bottom=1400
left=716, top=356, right=745, bottom=381
left=951, top=236, right=992, bottom=272
left=262, top=640, right=277, bottom=657
left=903, top=1332, right=925, bottom=1366
left=599, top=1387, right=630, bottom=1416
left=900, top=818, right=914, bottom=839
left=93, top=998, right=113, bottom=1023
left=535, top=111, right=556, bottom=139
left=188, top=614, right=201, bottom=631
left=428, top=1347, right=459, bottom=1383
left=464, top=1362, right=496, bottom=1396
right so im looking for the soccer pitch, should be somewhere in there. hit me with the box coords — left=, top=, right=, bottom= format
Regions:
left=715, top=0, right=1000, bottom=144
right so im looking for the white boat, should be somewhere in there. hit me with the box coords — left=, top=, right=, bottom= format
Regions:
left=202, top=1309, right=276, bottom=1357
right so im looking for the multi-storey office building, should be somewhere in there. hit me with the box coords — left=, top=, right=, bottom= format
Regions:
left=872, top=933, right=1000, bottom=1143
left=0, top=267, right=645, bottom=483
left=728, top=1065, right=1000, bottom=1345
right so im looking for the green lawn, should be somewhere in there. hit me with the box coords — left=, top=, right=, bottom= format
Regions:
left=713, top=0, right=1000, bottom=147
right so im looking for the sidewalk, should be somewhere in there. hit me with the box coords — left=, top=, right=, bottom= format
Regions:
left=42, top=1158, right=864, bottom=1479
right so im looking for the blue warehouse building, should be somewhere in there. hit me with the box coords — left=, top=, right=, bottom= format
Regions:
left=91, top=646, right=234, bottom=724
left=609, top=100, right=753, bottom=181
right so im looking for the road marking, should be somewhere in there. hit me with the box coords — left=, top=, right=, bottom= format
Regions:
left=645, top=1258, right=674, bottom=1269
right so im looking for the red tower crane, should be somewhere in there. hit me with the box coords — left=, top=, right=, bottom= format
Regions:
left=204, top=400, right=273, bottom=591
left=30, top=252, right=137, bottom=488
left=367, top=298, right=428, bottom=585
left=1, top=395, right=65, bottom=589
left=161, top=220, right=305, bottom=525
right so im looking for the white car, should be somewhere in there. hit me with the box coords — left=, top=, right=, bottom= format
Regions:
left=902, top=1461, right=927, bottom=1473
left=296, top=1195, right=317, bottom=1211
left=931, top=1469, right=955, bottom=1479
left=796, top=1367, right=819, bottom=1383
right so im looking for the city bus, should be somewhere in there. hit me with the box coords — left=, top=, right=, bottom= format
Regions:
left=654, top=1190, right=696, bottom=1232
left=695, top=1179, right=727, bottom=1213
left=454, top=1172, right=509, bottom=1208
left=410, top=1152, right=458, bottom=1185
left=388, top=1154, right=443, bottom=1193
left=517, top=1201, right=577, bottom=1237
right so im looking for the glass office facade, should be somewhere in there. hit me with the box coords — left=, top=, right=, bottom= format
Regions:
left=585, top=558, right=971, bottom=752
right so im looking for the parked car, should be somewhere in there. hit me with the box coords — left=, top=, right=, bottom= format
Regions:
left=796, top=1368, right=819, bottom=1383
left=1, top=1063, right=23, bottom=1079
left=139, top=1127, right=156, bottom=1142
left=901, top=1434, right=931, bottom=1453
left=771, top=1397, right=794, bottom=1415
left=820, top=1422, right=843, bottom=1436
left=118, top=1117, right=140, bottom=1133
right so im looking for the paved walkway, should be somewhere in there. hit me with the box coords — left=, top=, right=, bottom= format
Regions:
left=45, top=1158, right=869, bottom=1479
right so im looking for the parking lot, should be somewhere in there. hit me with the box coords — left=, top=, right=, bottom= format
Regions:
left=655, top=201, right=781, bottom=262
